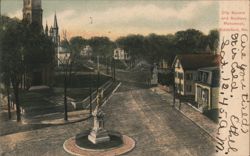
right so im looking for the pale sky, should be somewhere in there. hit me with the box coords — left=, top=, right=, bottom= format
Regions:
left=1, top=0, right=219, bottom=40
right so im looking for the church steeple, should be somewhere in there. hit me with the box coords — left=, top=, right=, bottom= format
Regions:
left=49, top=12, right=60, bottom=47
left=45, top=21, right=48, bottom=36
left=23, top=0, right=43, bottom=29
left=53, top=13, right=58, bottom=29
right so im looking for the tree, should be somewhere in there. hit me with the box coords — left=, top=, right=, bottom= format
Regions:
left=10, top=20, right=55, bottom=89
left=174, top=29, right=205, bottom=53
left=116, top=34, right=177, bottom=65
left=69, top=36, right=87, bottom=55
left=116, top=34, right=144, bottom=59
left=88, top=36, right=115, bottom=57
left=1, top=20, right=25, bottom=122
left=56, top=31, right=82, bottom=121
left=1, top=73, right=11, bottom=119
left=0, top=16, right=55, bottom=121
left=143, top=33, right=176, bottom=64
left=207, top=29, right=219, bottom=53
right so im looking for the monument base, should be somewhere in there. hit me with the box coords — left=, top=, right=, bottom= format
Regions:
left=88, top=129, right=110, bottom=144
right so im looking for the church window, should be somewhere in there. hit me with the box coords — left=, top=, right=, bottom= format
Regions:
left=27, top=13, right=31, bottom=19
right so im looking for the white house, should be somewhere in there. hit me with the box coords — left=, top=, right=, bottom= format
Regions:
left=172, top=54, right=219, bottom=97
left=195, top=67, right=220, bottom=111
left=113, top=48, right=129, bottom=60
left=57, top=47, right=71, bottom=66
left=81, top=45, right=93, bottom=57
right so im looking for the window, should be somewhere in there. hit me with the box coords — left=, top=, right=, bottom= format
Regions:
left=179, top=84, right=183, bottom=91
left=198, top=71, right=202, bottom=81
left=186, top=85, right=192, bottom=92
left=202, top=72, right=209, bottom=83
left=178, top=72, right=183, bottom=79
left=175, top=84, right=178, bottom=92
left=202, top=89, right=209, bottom=104
left=27, top=13, right=31, bottom=19
left=197, top=86, right=202, bottom=98
left=176, top=60, right=181, bottom=68
left=186, top=73, right=193, bottom=80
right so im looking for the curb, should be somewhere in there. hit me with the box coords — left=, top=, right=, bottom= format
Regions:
left=22, top=114, right=92, bottom=126
left=154, top=86, right=217, bottom=142
left=173, top=105, right=217, bottom=142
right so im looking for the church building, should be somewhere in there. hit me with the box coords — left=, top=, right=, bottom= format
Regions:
left=22, top=0, right=58, bottom=87
left=45, top=13, right=60, bottom=52
left=23, top=0, right=43, bottom=29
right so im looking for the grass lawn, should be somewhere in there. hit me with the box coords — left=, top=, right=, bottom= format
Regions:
left=53, top=73, right=111, bottom=88
left=20, top=74, right=111, bottom=109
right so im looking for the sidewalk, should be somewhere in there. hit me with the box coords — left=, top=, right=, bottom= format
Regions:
left=151, top=86, right=217, bottom=140
left=22, top=110, right=91, bottom=125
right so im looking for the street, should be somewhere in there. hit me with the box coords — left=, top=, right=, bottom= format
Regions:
left=0, top=70, right=215, bottom=156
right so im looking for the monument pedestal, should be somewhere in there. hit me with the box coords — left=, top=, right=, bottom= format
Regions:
left=88, top=109, right=110, bottom=144
left=88, top=129, right=110, bottom=144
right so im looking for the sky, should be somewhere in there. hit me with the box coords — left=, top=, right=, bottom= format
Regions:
left=1, top=0, right=219, bottom=40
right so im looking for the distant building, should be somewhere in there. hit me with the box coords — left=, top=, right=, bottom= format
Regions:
left=81, top=45, right=93, bottom=57
left=113, top=48, right=130, bottom=60
left=195, top=67, right=219, bottom=111
left=57, top=47, right=71, bottom=65
left=172, top=54, right=219, bottom=97
left=158, top=59, right=169, bottom=70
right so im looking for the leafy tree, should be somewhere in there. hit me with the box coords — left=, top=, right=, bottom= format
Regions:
left=0, top=16, right=55, bottom=121
left=144, top=33, right=176, bottom=64
left=1, top=19, right=25, bottom=122
left=69, top=36, right=87, bottom=55
left=0, top=16, right=20, bottom=120
left=56, top=31, right=85, bottom=121
left=174, top=29, right=205, bottom=53
left=88, top=36, right=115, bottom=57
left=19, top=22, right=55, bottom=88
left=207, top=29, right=219, bottom=52
left=116, top=34, right=144, bottom=61
left=1, top=72, right=12, bottom=119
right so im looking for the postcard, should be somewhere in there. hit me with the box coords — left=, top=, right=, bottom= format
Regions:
left=0, top=0, right=249, bottom=156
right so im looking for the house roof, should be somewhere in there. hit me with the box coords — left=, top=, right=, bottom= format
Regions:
left=198, top=66, right=219, bottom=72
left=173, top=54, right=220, bottom=70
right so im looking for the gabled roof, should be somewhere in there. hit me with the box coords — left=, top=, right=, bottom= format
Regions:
left=172, top=54, right=220, bottom=70
left=198, top=66, right=219, bottom=72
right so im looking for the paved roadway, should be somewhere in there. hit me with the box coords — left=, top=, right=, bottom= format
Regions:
left=0, top=70, right=215, bottom=156
left=105, top=70, right=215, bottom=156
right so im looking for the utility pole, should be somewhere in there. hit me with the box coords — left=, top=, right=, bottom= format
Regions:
left=112, top=58, right=116, bottom=82
left=106, top=56, right=109, bottom=75
left=89, top=71, right=92, bottom=114
left=97, top=56, right=100, bottom=90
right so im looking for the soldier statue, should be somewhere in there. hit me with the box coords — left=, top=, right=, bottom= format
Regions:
left=88, top=88, right=110, bottom=144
